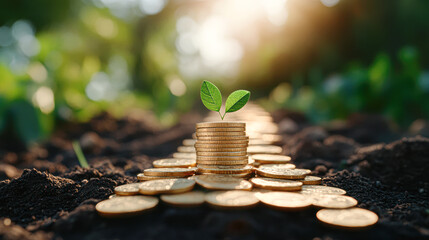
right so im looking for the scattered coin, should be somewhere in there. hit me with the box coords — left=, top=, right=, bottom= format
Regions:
left=316, top=208, right=378, bottom=229
left=205, top=191, right=259, bottom=209
left=250, top=177, right=303, bottom=191
left=153, top=158, right=196, bottom=168
left=299, top=176, right=322, bottom=185
left=196, top=155, right=248, bottom=161
left=299, top=185, right=346, bottom=195
left=182, top=139, right=197, bottom=146
left=251, top=154, right=291, bottom=164
left=196, top=127, right=245, bottom=132
left=196, top=122, right=245, bottom=128
left=195, top=175, right=252, bottom=190
left=257, top=163, right=296, bottom=169
left=144, top=168, right=196, bottom=177
left=248, top=145, right=283, bottom=154
left=137, top=173, right=183, bottom=181
left=197, top=165, right=253, bottom=175
left=96, top=196, right=158, bottom=217
left=311, top=195, right=358, bottom=209
left=196, top=159, right=249, bottom=165
left=177, top=146, right=196, bottom=153
left=139, top=179, right=196, bottom=195
left=109, top=194, right=120, bottom=199
left=160, top=191, right=205, bottom=207
left=196, top=151, right=247, bottom=157
left=195, top=147, right=247, bottom=152
left=255, top=168, right=310, bottom=180
left=114, top=183, right=143, bottom=196
left=173, top=152, right=196, bottom=159
left=255, top=191, right=312, bottom=210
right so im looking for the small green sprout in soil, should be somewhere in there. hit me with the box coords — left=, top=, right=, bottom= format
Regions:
left=200, top=81, right=250, bottom=120
left=72, top=140, right=89, bottom=168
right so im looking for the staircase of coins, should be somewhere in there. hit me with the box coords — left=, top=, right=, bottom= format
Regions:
left=96, top=103, right=378, bottom=229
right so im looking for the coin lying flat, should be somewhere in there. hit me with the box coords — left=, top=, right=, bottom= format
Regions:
left=197, top=136, right=249, bottom=141
left=197, top=165, right=253, bottom=175
left=177, top=146, right=196, bottom=153
left=137, top=173, right=184, bottom=181
left=196, top=131, right=246, bottom=137
left=255, top=168, right=311, bottom=180
left=197, top=155, right=248, bottom=161
left=196, top=127, right=245, bottom=132
left=247, top=145, right=283, bottom=154
left=196, top=140, right=249, bottom=145
left=144, top=168, right=196, bottom=177
left=299, top=176, right=322, bottom=185
left=139, top=179, right=196, bottom=195
left=96, top=196, right=159, bottom=217
left=109, top=194, right=120, bottom=199
left=250, top=178, right=303, bottom=191
left=160, top=191, right=205, bottom=207
left=197, top=164, right=248, bottom=169
left=251, top=154, right=291, bottom=164
left=197, top=151, right=247, bottom=157
left=196, top=159, right=249, bottom=165
left=153, top=158, right=196, bottom=168
left=196, top=122, right=245, bottom=128
left=311, top=195, right=358, bottom=209
left=248, top=139, right=272, bottom=145
left=257, top=163, right=296, bottom=169
left=300, top=185, right=346, bottom=195
left=182, top=139, right=197, bottom=146
left=195, top=147, right=247, bottom=152
left=173, top=152, right=196, bottom=159
left=316, top=208, right=378, bottom=229
left=195, top=175, right=252, bottom=190
left=205, top=191, right=259, bottom=209
left=195, top=143, right=248, bottom=149
left=114, top=183, right=143, bottom=196
left=256, top=191, right=312, bottom=210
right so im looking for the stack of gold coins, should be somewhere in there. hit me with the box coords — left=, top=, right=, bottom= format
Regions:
left=195, top=122, right=252, bottom=177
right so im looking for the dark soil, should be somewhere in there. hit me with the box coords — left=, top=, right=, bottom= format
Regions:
left=1, top=111, right=429, bottom=240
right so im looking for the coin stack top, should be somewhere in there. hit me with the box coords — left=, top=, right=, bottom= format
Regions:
left=195, top=122, right=251, bottom=177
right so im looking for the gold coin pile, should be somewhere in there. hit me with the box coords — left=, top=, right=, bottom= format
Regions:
left=97, top=103, right=378, bottom=229
left=195, top=121, right=252, bottom=177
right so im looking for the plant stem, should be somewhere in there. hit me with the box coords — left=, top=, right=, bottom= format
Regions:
left=218, top=111, right=224, bottom=120
left=72, top=141, right=89, bottom=168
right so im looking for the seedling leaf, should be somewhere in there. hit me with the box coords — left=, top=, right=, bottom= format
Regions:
left=72, top=141, right=89, bottom=168
left=225, top=90, right=250, bottom=113
left=200, top=81, right=222, bottom=112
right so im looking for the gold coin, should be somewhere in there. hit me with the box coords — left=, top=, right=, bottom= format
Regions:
left=197, top=155, right=248, bottom=161
left=195, top=147, right=247, bottom=152
left=299, top=185, right=346, bottom=195
left=144, top=168, right=196, bottom=177
left=197, top=164, right=248, bottom=169
left=160, top=191, right=205, bottom=207
left=311, top=195, right=358, bottom=209
left=196, top=140, right=249, bottom=145
left=196, top=122, right=245, bottom=129
left=255, top=168, right=311, bottom=180
left=299, top=176, right=322, bottom=185
left=153, top=158, right=196, bottom=168
left=248, top=139, right=272, bottom=145
left=196, top=151, right=247, bottom=157
left=316, top=208, right=378, bottom=229
left=137, top=173, right=184, bottom=181
left=205, top=191, right=259, bottom=209
left=109, top=194, right=120, bottom=199
left=255, top=191, right=312, bottom=210
left=197, top=165, right=253, bottom=174
left=196, top=159, right=248, bottom=165
left=173, top=152, right=196, bottom=159
left=139, top=179, right=196, bottom=195
left=257, top=163, right=296, bottom=169
left=250, top=177, right=302, bottom=191
left=96, top=196, right=158, bottom=217
left=196, top=132, right=246, bottom=137
left=248, top=145, right=283, bottom=154
left=114, top=183, right=143, bottom=196
left=182, top=139, right=196, bottom=146
left=195, top=143, right=248, bottom=148
left=177, top=146, right=196, bottom=153
left=197, top=136, right=249, bottom=141
left=195, top=174, right=252, bottom=190
left=196, top=127, right=245, bottom=132
left=261, top=134, right=283, bottom=143
left=251, top=154, right=291, bottom=164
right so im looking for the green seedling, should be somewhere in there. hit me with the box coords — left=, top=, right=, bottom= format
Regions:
left=200, top=81, right=250, bottom=120
left=72, top=140, right=89, bottom=168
